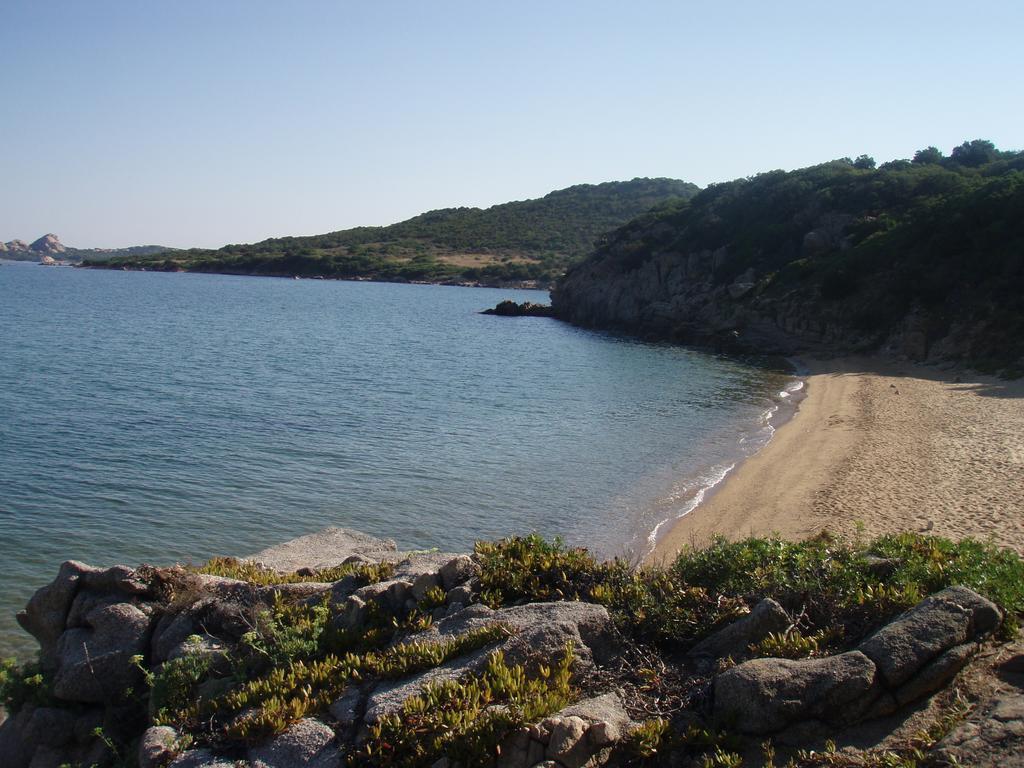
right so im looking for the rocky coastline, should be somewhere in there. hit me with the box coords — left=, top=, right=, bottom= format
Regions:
left=2, top=527, right=1022, bottom=768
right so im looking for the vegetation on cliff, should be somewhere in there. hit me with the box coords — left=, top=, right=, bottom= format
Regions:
left=85, top=179, right=697, bottom=286
left=2, top=531, right=1021, bottom=767
left=554, top=140, right=1024, bottom=372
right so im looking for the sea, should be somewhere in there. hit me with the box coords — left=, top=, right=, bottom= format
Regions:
left=0, top=260, right=799, bottom=658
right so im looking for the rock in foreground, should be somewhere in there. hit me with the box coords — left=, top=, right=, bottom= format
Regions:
left=1, top=529, right=1021, bottom=768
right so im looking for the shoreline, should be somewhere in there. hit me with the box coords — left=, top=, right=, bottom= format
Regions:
left=75, top=262, right=555, bottom=292
left=648, top=357, right=1024, bottom=564
left=641, top=370, right=807, bottom=558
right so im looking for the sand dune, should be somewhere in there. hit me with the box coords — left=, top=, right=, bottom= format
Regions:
left=649, top=358, right=1024, bottom=562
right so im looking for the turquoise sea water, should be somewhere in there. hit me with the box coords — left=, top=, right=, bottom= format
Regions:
left=0, top=262, right=794, bottom=657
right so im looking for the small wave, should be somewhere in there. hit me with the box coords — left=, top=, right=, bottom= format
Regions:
left=643, top=371, right=808, bottom=559
left=644, top=461, right=736, bottom=553
left=779, top=379, right=805, bottom=398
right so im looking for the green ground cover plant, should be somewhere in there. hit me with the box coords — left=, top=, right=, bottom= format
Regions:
left=477, top=531, right=1024, bottom=651
left=3, top=530, right=1019, bottom=766
left=192, top=556, right=396, bottom=586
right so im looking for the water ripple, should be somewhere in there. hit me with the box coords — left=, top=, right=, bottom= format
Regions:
left=0, top=263, right=791, bottom=657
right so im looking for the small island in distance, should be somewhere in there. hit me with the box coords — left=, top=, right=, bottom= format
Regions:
left=0, top=234, right=175, bottom=264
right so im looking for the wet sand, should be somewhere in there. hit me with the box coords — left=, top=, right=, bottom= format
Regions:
left=649, top=358, right=1024, bottom=562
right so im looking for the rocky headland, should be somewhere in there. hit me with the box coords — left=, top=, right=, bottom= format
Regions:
left=2, top=527, right=1022, bottom=768
left=1, top=234, right=174, bottom=263
left=552, top=145, right=1024, bottom=375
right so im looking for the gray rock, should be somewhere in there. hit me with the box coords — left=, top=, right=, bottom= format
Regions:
left=559, top=692, right=632, bottom=745
left=941, top=585, right=1003, bottom=636
left=167, top=633, right=227, bottom=663
left=80, top=564, right=152, bottom=596
left=248, top=718, right=341, bottom=768
left=364, top=602, right=613, bottom=725
left=496, top=727, right=545, bottom=768
left=936, top=688, right=1024, bottom=768
left=858, top=587, right=998, bottom=688
left=326, top=575, right=360, bottom=605
left=863, top=692, right=899, bottom=720
left=29, top=234, right=65, bottom=255
left=24, top=707, right=76, bottom=747
left=894, top=642, right=977, bottom=706
left=0, top=709, right=35, bottom=768
left=728, top=282, right=756, bottom=300
left=329, top=685, right=363, bottom=729
left=689, top=598, right=791, bottom=659
left=72, top=708, right=104, bottom=743
left=437, top=603, right=496, bottom=630
left=66, top=590, right=123, bottom=628
left=352, top=579, right=412, bottom=614
left=411, top=571, right=441, bottom=602
left=546, top=715, right=588, bottom=766
left=183, top=594, right=251, bottom=640
left=52, top=601, right=155, bottom=703
left=391, top=552, right=464, bottom=581
left=167, top=749, right=237, bottom=768
left=425, top=601, right=615, bottom=666
left=439, top=555, right=479, bottom=590
left=248, top=527, right=397, bottom=572
left=151, top=611, right=198, bottom=663
left=999, top=653, right=1024, bottom=675
left=363, top=645, right=497, bottom=725
left=139, top=725, right=180, bottom=768
left=16, top=561, right=94, bottom=670
left=713, top=651, right=878, bottom=734
left=446, top=584, right=474, bottom=606
left=385, top=580, right=413, bottom=613
left=496, top=602, right=617, bottom=667
left=333, top=595, right=367, bottom=632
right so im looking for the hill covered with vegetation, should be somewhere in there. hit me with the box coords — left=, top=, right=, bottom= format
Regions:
left=553, top=140, right=1024, bottom=373
left=85, top=179, right=697, bottom=287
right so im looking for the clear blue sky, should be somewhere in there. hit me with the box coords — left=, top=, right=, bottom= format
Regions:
left=1, top=1, right=1021, bottom=249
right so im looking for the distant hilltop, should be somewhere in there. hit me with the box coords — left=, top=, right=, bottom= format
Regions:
left=0, top=234, right=175, bottom=262
left=82, top=178, right=699, bottom=288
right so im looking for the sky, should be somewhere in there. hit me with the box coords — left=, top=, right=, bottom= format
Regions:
left=1, top=1, right=1021, bottom=250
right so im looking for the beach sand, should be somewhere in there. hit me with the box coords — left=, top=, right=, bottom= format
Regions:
left=648, top=357, right=1024, bottom=562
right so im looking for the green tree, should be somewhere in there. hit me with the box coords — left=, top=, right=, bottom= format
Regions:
left=912, top=146, right=943, bottom=165
left=950, top=139, right=997, bottom=167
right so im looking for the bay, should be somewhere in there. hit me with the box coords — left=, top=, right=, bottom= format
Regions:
left=0, top=262, right=791, bottom=657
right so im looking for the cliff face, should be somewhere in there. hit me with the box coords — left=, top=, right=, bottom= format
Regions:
left=553, top=149, right=1024, bottom=372
left=552, top=232, right=966, bottom=361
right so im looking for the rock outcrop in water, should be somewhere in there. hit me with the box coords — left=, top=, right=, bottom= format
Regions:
left=481, top=300, right=555, bottom=318
left=1, top=528, right=1022, bottom=767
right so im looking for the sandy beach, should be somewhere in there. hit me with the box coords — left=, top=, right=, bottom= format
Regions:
left=649, top=357, right=1024, bottom=562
